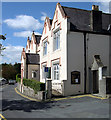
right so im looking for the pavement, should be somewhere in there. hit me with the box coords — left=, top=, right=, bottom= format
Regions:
left=1, top=83, right=111, bottom=119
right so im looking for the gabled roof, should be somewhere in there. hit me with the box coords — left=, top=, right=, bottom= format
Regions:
left=26, top=53, right=40, bottom=64
left=62, top=6, right=91, bottom=31
left=31, top=31, right=41, bottom=44
left=61, top=5, right=111, bottom=33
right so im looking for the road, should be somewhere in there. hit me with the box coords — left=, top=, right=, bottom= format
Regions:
left=1, top=83, right=110, bottom=119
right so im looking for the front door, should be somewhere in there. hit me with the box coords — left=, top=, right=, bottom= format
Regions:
left=93, top=70, right=99, bottom=93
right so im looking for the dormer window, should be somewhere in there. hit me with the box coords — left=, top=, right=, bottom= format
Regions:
left=53, top=29, right=60, bottom=51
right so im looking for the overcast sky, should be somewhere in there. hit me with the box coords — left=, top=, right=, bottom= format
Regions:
left=1, top=1, right=110, bottom=64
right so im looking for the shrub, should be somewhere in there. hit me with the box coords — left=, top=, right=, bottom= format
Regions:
left=23, top=78, right=45, bottom=94
left=16, top=73, right=21, bottom=83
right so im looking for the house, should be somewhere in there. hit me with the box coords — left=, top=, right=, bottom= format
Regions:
left=40, top=3, right=111, bottom=96
left=21, top=32, right=41, bottom=82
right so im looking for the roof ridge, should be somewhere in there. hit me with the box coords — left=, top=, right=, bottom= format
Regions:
left=62, top=6, right=91, bottom=12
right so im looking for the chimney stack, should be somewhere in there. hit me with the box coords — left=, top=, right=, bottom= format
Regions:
left=23, top=48, right=25, bottom=52
left=91, top=5, right=102, bottom=32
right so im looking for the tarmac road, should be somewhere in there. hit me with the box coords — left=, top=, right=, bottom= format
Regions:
left=1, top=83, right=110, bottom=119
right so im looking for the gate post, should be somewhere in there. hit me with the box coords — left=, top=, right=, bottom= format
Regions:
left=46, top=79, right=52, bottom=99
left=99, top=76, right=106, bottom=98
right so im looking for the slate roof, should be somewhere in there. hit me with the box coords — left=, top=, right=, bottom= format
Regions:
left=62, top=6, right=111, bottom=33
left=35, top=35, right=41, bottom=44
left=26, top=53, right=40, bottom=64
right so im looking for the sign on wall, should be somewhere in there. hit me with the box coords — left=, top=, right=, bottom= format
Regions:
left=45, top=67, right=51, bottom=79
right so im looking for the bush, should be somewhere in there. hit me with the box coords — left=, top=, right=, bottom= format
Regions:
left=16, top=74, right=21, bottom=83
left=23, top=78, right=45, bottom=94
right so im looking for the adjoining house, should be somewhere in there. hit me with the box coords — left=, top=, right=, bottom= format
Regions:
left=40, top=3, right=111, bottom=96
left=21, top=32, right=41, bottom=82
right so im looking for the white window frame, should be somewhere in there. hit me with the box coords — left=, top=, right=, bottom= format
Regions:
left=32, top=70, right=37, bottom=78
left=42, top=64, right=47, bottom=79
left=52, top=61, right=60, bottom=80
left=43, top=40, right=47, bottom=56
left=53, top=29, right=60, bottom=51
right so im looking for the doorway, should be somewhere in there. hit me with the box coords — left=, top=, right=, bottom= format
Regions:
left=92, top=70, right=99, bottom=93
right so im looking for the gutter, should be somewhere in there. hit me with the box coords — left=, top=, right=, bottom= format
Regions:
left=84, top=32, right=87, bottom=94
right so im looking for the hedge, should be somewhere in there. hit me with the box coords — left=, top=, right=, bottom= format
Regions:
left=23, top=78, right=45, bottom=94
left=16, top=73, right=21, bottom=83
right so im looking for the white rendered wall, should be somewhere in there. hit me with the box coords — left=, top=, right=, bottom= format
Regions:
left=40, top=5, right=67, bottom=93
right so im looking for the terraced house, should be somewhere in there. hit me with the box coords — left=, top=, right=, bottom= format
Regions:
left=21, top=32, right=41, bottom=82
left=21, top=3, right=111, bottom=97
left=40, top=3, right=111, bottom=96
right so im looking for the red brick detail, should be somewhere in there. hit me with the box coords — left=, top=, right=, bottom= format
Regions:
left=42, top=36, right=48, bottom=46
left=21, top=69, right=23, bottom=85
left=44, top=22, right=47, bottom=34
left=56, top=10, right=58, bottom=20
left=51, top=57, right=61, bottom=67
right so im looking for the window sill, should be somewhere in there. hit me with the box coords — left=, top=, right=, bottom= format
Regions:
left=53, top=48, right=61, bottom=53
left=43, top=54, right=47, bottom=58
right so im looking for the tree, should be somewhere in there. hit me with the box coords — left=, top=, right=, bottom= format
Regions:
left=0, top=35, right=6, bottom=40
left=0, top=34, right=6, bottom=55
left=2, top=63, right=21, bottom=80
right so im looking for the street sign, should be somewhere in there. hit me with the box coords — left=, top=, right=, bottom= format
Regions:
left=45, top=67, right=48, bottom=72
left=44, top=67, right=51, bottom=78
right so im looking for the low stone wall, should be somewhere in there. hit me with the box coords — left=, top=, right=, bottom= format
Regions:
left=17, top=83, right=45, bottom=100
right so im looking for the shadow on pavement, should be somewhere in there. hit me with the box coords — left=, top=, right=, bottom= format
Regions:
left=2, top=99, right=56, bottom=112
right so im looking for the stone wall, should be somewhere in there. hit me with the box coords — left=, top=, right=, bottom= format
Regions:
left=17, top=83, right=45, bottom=100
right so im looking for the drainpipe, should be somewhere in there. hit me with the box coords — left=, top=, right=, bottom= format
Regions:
left=84, top=32, right=87, bottom=94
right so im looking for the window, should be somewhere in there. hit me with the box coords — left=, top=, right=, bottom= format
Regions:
left=43, top=41, right=47, bottom=56
left=32, top=71, right=37, bottom=78
left=42, top=64, right=46, bottom=79
left=71, top=71, right=80, bottom=84
left=53, top=30, right=60, bottom=51
left=53, top=63, right=59, bottom=80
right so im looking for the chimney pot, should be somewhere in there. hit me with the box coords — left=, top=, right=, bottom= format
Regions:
left=92, top=5, right=99, bottom=11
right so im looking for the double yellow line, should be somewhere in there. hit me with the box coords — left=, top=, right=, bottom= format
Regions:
left=15, top=87, right=108, bottom=102
left=15, top=87, right=41, bottom=102
left=0, top=114, right=7, bottom=120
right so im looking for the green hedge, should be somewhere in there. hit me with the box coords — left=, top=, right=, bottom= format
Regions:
left=23, top=78, right=45, bottom=94
left=16, top=73, right=21, bottom=83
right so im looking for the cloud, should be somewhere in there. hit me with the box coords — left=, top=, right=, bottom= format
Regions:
left=41, top=12, right=47, bottom=21
left=100, top=2, right=110, bottom=13
left=0, top=45, right=24, bottom=64
left=13, top=31, right=41, bottom=38
left=4, top=15, right=43, bottom=30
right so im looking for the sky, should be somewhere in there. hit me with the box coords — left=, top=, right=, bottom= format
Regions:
left=1, top=1, right=111, bottom=64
